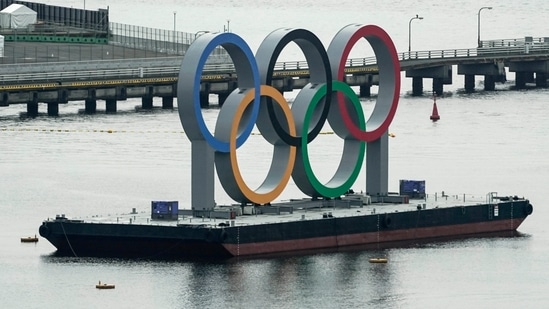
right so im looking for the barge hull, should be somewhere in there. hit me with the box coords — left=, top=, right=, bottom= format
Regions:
left=223, top=218, right=525, bottom=256
left=39, top=199, right=533, bottom=259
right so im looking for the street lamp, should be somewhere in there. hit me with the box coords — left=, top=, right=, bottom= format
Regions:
left=173, top=11, right=177, bottom=34
left=173, top=11, right=177, bottom=52
left=408, top=14, right=423, bottom=52
left=477, top=7, right=492, bottom=47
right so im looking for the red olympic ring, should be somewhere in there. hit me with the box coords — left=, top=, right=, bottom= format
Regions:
left=328, top=24, right=400, bottom=142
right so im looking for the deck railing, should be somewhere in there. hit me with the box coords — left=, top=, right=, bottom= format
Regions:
left=1, top=37, right=549, bottom=84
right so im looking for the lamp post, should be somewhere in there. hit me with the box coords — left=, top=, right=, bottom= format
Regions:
left=408, top=14, right=423, bottom=52
left=173, top=11, right=177, bottom=53
left=477, top=7, right=492, bottom=47
left=173, top=11, right=177, bottom=34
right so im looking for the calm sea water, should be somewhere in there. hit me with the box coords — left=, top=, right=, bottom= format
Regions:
left=1, top=0, right=548, bottom=308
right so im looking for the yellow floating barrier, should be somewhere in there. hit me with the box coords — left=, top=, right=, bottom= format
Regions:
left=21, top=235, right=39, bottom=243
left=369, top=257, right=388, bottom=263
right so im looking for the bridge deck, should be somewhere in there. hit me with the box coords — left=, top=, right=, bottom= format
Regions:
left=0, top=37, right=548, bottom=113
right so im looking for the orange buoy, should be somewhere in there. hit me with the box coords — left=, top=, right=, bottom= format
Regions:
left=430, top=93, right=440, bottom=121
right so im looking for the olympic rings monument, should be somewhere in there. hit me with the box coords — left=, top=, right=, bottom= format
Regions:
left=178, top=24, right=400, bottom=216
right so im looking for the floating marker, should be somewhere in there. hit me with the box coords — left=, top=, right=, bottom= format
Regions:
left=430, top=93, right=440, bottom=121
left=369, top=257, right=388, bottom=263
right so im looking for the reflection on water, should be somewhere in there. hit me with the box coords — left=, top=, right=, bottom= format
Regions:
left=32, top=231, right=533, bottom=308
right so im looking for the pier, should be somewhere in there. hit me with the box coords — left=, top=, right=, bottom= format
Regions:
left=1, top=2, right=549, bottom=117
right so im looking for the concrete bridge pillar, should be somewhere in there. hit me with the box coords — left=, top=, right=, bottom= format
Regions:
left=459, top=63, right=504, bottom=92
left=280, top=77, right=295, bottom=92
left=106, top=99, right=117, bottom=113
left=142, top=86, right=154, bottom=109
left=525, top=72, right=535, bottom=83
left=200, top=92, right=210, bottom=108
left=509, top=60, right=549, bottom=88
left=496, top=73, right=507, bottom=83
left=412, top=77, right=423, bottom=96
left=162, top=96, right=174, bottom=109
left=27, top=102, right=38, bottom=118
left=26, top=92, right=39, bottom=117
left=536, top=72, right=548, bottom=87
left=85, top=99, right=97, bottom=114
left=484, top=75, right=495, bottom=91
left=116, top=87, right=127, bottom=101
left=359, top=84, right=371, bottom=97
left=2, top=93, right=8, bottom=106
left=432, top=78, right=444, bottom=95
left=58, top=89, right=68, bottom=103
left=218, top=93, right=229, bottom=106
left=142, top=97, right=153, bottom=109
left=200, top=83, right=210, bottom=108
left=407, top=65, right=451, bottom=96
left=47, top=103, right=59, bottom=117
left=464, top=75, right=475, bottom=93
left=515, top=72, right=527, bottom=89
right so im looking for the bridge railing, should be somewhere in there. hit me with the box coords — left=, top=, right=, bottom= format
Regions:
left=480, top=37, right=549, bottom=48
left=400, top=48, right=477, bottom=61
left=272, top=57, right=380, bottom=71
left=275, top=42, right=549, bottom=71
left=2, top=37, right=549, bottom=84
left=0, top=53, right=235, bottom=76
left=0, top=62, right=236, bottom=83
left=400, top=42, right=549, bottom=62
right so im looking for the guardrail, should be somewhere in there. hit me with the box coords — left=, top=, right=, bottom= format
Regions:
left=480, top=37, right=549, bottom=48
left=0, top=66, right=179, bottom=83
left=400, top=48, right=478, bottom=61
left=400, top=44, right=549, bottom=62
left=273, top=43, right=549, bottom=70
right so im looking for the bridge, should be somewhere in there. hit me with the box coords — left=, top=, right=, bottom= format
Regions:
left=1, top=36, right=549, bottom=117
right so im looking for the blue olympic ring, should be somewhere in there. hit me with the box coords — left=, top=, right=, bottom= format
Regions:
left=177, top=32, right=261, bottom=152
